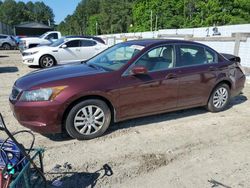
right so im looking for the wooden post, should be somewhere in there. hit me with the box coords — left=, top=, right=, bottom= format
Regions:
left=234, top=33, right=241, bottom=56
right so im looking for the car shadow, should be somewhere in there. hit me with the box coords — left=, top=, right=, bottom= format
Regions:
left=0, top=66, right=18, bottom=73
left=47, top=164, right=113, bottom=188
left=45, top=94, right=248, bottom=141
left=107, top=94, right=247, bottom=136
left=28, top=65, right=40, bottom=69
left=228, top=94, right=248, bottom=108
left=0, top=55, right=9, bottom=58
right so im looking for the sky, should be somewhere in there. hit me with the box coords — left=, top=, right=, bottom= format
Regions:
left=17, top=0, right=81, bottom=24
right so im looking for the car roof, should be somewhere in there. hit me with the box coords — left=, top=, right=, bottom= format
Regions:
left=123, top=39, right=204, bottom=47
left=66, top=35, right=105, bottom=44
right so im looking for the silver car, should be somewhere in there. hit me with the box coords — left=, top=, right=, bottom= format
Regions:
left=0, top=34, right=17, bottom=50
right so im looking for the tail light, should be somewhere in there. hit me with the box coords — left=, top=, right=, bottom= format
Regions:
left=237, top=62, right=246, bottom=75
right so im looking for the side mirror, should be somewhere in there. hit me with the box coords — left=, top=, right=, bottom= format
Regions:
left=131, top=66, right=148, bottom=75
left=0, top=113, right=5, bottom=131
left=61, top=44, right=67, bottom=49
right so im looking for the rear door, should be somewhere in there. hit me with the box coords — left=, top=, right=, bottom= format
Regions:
left=176, top=44, right=218, bottom=107
left=78, top=40, right=98, bottom=60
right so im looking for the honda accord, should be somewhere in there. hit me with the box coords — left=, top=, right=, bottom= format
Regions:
left=9, top=39, right=246, bottom=140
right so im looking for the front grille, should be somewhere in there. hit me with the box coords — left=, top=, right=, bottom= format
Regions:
left=10, top=86, right=21, bottom=100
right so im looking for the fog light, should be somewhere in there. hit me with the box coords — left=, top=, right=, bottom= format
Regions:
left=24, top=58, right=34, bottom=63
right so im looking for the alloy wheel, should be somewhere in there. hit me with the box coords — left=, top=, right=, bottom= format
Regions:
left=73, top=105, right=105, bottom=135
left=213, top=87, right=228, bottom=109
left=3, top=43, right=11, bottom=50
left=41, top=56, right=54, bottom=67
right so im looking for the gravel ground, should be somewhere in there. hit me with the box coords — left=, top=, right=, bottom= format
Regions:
left=0, top=51, right=250, bottom=188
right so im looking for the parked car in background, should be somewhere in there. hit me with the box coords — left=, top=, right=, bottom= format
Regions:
left=66, top=35, right=106, bottom=44
left=10, top=39, right=246, bottom=140
left=19, top=31, right=62, bottom=51
left=0, top=34, right=18, bottom=50
left=21, top=37, right=108, bottom=68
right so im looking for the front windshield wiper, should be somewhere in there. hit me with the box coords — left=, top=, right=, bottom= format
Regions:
left=87, top=63, right=112, bottom=72
left=81, top=60, right=87, bottom=64
left=87, top=64, right=98, bottom=69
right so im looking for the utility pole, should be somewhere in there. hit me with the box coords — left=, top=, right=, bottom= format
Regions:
left=150, top=10, right=153, bottom=32
left=155, top=15, right=158, bottom=31
left=96, top=21, right=98, bottom=35
left=183, top=0, right=186, bottom=27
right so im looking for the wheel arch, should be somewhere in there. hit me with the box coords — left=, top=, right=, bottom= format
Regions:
left=207, top=79, right=232, bottom=103
left=61, top=95, right=116, bottom=132
left=39, top=54, right=57, bottom=66
left=2, top=42, right=11, bottom=48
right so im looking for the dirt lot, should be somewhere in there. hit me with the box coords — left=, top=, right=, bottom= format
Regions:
left=0, top=51, right=250, bottom=188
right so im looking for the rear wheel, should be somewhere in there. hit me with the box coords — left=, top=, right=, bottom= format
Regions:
left=2, top=43, right=11, bottom=50
left=39, top=55, right=55, bottom=68
left=65, top=99, right=111, bottom=140
left=207, top=84, right=230, bottom=112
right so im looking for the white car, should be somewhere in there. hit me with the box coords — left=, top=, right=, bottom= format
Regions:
left=21, top=37, right=108, bottom=68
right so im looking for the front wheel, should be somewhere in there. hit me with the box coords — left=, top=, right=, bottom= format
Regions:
left=65, top=99, right=111, bottom=140
left=2, top=43, right=11, bottom=50
left=207, top=84, right=230, bottom=112
left=39, top=55, right=55, bottom=68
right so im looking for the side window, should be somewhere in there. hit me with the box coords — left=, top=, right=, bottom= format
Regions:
left=177, top=45, right=207, bottom=67
left=46, top=33, right=58, bottom=40
left=80, top=40, right=97, bottom=47
left=134, top=45, right=174, bottom=72
left=0, top=35, right=7, bottom=39
left=65, top=40, right=80, bottom=48
left=206, top=49, right=218, bottom=64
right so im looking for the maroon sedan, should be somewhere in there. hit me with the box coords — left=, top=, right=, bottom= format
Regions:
left=9, top=39, right=246, bottom=140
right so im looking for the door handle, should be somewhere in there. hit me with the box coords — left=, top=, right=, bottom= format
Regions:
left=165, top=73, right=177, bottom=79
left=209, top=66, right=217, bottom=71
left=75, top=49, right=80, bottom=52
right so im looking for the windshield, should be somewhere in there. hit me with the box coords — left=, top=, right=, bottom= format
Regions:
left=50, top=38, right=65, bottom=47
left=87, top=43, right=145, bottom=71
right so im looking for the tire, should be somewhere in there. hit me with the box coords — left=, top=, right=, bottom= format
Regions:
left=207, top=84, right=230, bottom=112
left=39, top=55, right=56, bottom=68
left=2, top=43, right=11, bottom=50
left=65, top=99, right=111, bottom=140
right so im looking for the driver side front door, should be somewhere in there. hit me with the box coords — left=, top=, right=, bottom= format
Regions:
left=58, top=40, right=81, bottom=64
left=118, top=45, right=179, bottom=120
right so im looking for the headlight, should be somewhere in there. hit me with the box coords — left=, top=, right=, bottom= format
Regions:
left=19, top=86, right=67, bottom=102
left=23, top=51, right=38, bottom=56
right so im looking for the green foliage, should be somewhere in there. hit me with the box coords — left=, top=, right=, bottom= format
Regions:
left=57, top=0, right=250, bottom=35
left=0, top=0, right=54, bottom=26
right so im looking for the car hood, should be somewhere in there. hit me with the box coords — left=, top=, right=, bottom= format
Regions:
left=15, top=63, right=106, bottom=90
left=23, top=45, right=54, bottom=53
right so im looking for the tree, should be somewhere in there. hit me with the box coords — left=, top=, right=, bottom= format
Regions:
left=0, top=0, right=54, bottom=26
left=57, top=0, right=250, bottom=35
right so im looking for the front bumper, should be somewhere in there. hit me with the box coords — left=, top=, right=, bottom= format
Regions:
left=22, top=55, right=39, bottom=66
left=9, top=99, right=63, bottom=134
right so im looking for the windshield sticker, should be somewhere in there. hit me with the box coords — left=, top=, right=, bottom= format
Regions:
left=129, top=45, right=145, bottom=51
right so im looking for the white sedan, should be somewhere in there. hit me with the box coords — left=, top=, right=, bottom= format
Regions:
left=21, top=37, right=108, bottom=68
